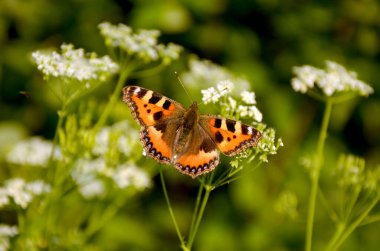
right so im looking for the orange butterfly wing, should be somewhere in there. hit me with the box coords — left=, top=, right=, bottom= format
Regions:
left=199, top=116, right=262, bottom=156
left=174, top=125, right=219, bottom=178
left=123, top=86, right=185, bottom=164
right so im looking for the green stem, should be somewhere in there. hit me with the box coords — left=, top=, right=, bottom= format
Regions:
left=305, top=99, right=333, bottom=251
left=360, top=212, right=380, bottom=226
left=94, top=70, right=129, bottom=131
left=328, top=194, right=380, bottom=251
left=159, top=169, right=186, bottom=248
left=318, top=187, right=339, bottom=223
left=324, top=222, right=345, bottom=251
left=186, top=185, right=211, bottom=250
left=49, top=107, right=66, bottom=165
left=189, top=185, right=204, bottom=239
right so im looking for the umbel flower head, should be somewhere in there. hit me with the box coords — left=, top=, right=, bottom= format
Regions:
left=98, top=22, right=182, bottom=65
left=31, top=44, right=119, bottom=104
left=32, top=44, right=119, bottom=82
left=291, top=61, right=373, bottom=98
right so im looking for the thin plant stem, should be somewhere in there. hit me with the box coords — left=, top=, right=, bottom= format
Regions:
left=186, top=185, right=211, bottom=250
left=49, top=106, right=67, bottom=165
left=189, top=184, right=204, bottom=239
left=94, top=69, right=130, bottom=131
left=305, top=99, right=333, bottom=251
left=159, top=169, right=186, bottom=248
left=318, top=187, right=339, bottom=223
left=327, top=194, right=380, bottom=251
left=360, top=212, right=380, bottom=226
left=324, top=222, right=345, bottom=251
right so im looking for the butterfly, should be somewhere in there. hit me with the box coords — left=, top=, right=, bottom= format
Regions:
left=123, top=86, right=262, bottom=178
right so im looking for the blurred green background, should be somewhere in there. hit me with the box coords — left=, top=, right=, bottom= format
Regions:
left=1, top=0, right=379, bottom=250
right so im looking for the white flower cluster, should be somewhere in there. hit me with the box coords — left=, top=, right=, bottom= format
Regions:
left=93, top=121, right=139, bottom=156
left=182, top=58, right=250, bottom=93
left=201, top=80, right=263, bottom=122
left=0, top=178, right=51, bottom=209
left=257, top=128, right=284, bottom=162
left=335, top=154, right=365, bottom=188
left=72, top=120, right=150, bottom=199
left=72, top=158, right=151, bottom=199
left=98, top=22, right=182, bottom=63
left=201, top=80, right=234, bottom=104
left=0, top=224, right=18, bottom=251
left=291, top=61, right=373, bottom=97
left=31, top=44, right=119, bottom=82
left=6, top=137, right=60, bottom=167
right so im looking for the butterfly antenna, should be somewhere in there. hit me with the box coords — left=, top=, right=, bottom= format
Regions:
left=175, top=72, right=193, bottom=103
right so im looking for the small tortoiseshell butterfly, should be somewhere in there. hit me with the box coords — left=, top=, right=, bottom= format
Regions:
left=123, top=86, right=262, bottom=178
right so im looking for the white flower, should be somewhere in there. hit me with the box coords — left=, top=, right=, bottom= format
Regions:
left=216, top=80, right=234, bottom=95
left=2, top=178, right=50, bottom=209
left=98, top=22, right=182, bottom=63
left=201, top=87, right=220, bottom=104
left=0, top=188, right=9, bottom=207
left=93, top=120, right=140, bottom=156
left=241, top=90, right=256, bottom=104
left=78, top=179, right=105, bottom=199
left=201, top=80, right=235, bottom=104
left=182, top=58, right=250, bottom=93
left=93, top=127, right=111, bottom=155
left=6, top=137, right=58, bottom=167
left=73, top=158, right=109, bottom=178
left=25, top=181, right=51, bottom=195
left=0, top=224, right=18, bottom=251
left=249, top=106, right=263, bottom=122
left=291, top=61, right=374, bottom=97
left=112, top=164, right=151, bottom=190
left=32, top=44, right=119, bottom=82
left=257, top=128, right=283, bottom=162
left=236, top=105, right=262, bottom=122
left=0, top=225, right=18, bottom=237
left=5, top=179, right=32, bottom=209
left=227, top=97, right=237, bottom=110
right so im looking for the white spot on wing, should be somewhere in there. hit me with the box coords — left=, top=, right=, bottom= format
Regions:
left=248, top=127, right=253, bottom=135
left=134, top=87, right=141, bottom=94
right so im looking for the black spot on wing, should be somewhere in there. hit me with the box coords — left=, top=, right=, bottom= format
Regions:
left=137, top=88, right=147, bottom=98
left=154, top=123, right=167, bottom=132
left=241, top=124, right=249, bottom=135
left=163, top=100, right=171, bottom=110
left=215, top=131, right=223, bottom=143
left=153, top=111, right=163, bottom=120
left=226, top=120, right=236, bottom=132
left=214, top=118, right=222, bottom=128
left=149, top=95, right=161, bottom=104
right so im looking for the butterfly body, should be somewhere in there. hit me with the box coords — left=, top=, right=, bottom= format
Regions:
left=123, top=86, right=262, bottom=178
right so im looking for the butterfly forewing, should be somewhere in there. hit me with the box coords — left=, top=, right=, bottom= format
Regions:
left=123, top=86, right=185, bottom=127
left=123, top=86, right=185, bottom=164
left=199, top=115, right=262, bottom=156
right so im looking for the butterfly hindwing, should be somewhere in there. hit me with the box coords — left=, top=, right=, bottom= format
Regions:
left=174, top=125, right=219, bottom=178
left=140, top=121, right=182, bottom=164
left=199, top=116, right=262, bottom=156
